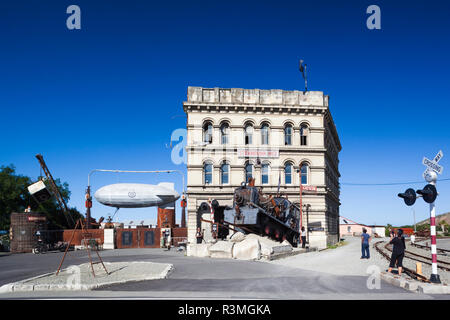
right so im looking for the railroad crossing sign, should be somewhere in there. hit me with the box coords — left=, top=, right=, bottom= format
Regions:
left=423, top=150, right=444, bottom=179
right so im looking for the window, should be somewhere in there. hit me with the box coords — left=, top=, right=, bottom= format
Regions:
left=300, top=162, right=309, bottom=184
left=284, top=162, right=293, bottom=184
left=284, top=124, right=293, bottom=145
left=220, top=163, right=229, bottom=184
left=244, top=124, right=253, bottom=145
left=300, top=124, right=309, bottom=146
left=220, top=123, right=229, bottom=145
left=347, top=226, right=351, bottom=233
left=122, top=231, right=133, bottom=246
left=261, top=123, right=269, bottom=145
left=245, top=162, right=253, bottom=183
left=203, top=122, right=213, bottom=144
left=204, top=162, right=213, bottom=184
left=144, top=231, right=155, bottom=246
left=261, top=163, right=269, bottom=184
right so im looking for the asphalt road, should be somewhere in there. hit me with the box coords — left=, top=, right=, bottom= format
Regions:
left=0, top=247, right=446, bottom=299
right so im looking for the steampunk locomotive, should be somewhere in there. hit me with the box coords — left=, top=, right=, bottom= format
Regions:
left=198, top=178, right=301, bottom=246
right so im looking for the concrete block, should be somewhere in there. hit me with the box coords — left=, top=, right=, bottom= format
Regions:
left=0, top=284, right=14, bottom=293
left=209, top=241, right=234, bottom=259
left=418, top=283, right=450, bottom=294
left=246, top=234, right=292, bottom=259
left=13, top=284, right=34, bottom=292
left=187, top=243, right=211, bottom=257
left=380, top=272, right=406, bottom=288
left=230, top=232, right=245, bottom=243
left=33, top=284, right=50, bottom=291
left=48, top=284, right=69, bottom=291
left=232, top=238, right=261, bottom=260
left=404, top=281, right=419, bottom=292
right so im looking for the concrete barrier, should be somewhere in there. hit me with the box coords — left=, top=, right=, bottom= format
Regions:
left=209, top=241, right=234, bottom=259
left=232, top=237, right=261, bottom=260
left=187, top=243, right=211, bottom=257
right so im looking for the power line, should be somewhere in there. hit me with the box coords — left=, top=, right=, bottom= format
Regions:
left=341, top=178, right=450, bottom=186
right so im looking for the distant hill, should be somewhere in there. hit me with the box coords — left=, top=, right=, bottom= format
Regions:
left=417, top=212, right=450, bottom=225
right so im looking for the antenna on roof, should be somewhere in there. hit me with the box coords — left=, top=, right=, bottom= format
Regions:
left=299, top=59, right=308, bottom=92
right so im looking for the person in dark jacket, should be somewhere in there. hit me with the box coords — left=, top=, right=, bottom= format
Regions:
left=388, top=229, right=406, bottom=276
left=196, top=227, right=204, bottom=244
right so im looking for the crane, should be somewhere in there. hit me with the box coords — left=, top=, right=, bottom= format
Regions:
left=35, top=154, right=75, bottom=228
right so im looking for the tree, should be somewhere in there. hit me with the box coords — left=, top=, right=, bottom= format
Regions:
left=0, top=165, right=31, bottom=230
left=385, top=224, right=392, bottom=237
left=438, top=221, right=448, bottom=233
left=0, top=165, right=82, bottom=230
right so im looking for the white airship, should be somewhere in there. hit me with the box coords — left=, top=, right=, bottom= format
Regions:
left=94, top=183, right=180, bottom=208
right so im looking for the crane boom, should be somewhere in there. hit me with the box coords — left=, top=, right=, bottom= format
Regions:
left=35, top=154, right=75, bottom=228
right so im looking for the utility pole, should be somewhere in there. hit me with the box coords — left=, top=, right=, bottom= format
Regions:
left=304, top=204, right=311, bottom=245
left=424, top=171, right=440, bottom=283
left=297, top=169, right=303, bottom=245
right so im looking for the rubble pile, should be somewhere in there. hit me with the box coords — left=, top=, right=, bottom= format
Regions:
left=187, top=232, right=293, bottom=261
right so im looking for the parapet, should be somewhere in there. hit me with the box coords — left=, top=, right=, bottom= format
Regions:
left=186, top=87, right=328, bottom=107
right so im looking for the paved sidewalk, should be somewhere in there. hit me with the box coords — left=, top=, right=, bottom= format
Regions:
left=269, top=237, right=389, bottom=276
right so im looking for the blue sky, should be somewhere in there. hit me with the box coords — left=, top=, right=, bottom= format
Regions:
left=0, top=0, right=449, bottom=226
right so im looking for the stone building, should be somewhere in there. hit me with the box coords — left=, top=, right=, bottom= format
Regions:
left=183, top=86, right=341, bottom=249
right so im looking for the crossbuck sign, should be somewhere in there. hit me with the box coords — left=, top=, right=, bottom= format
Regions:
left=423, top=150, right=444, bottom=178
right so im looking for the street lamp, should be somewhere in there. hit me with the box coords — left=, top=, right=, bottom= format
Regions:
left=296, top=168, right=303, bottom=239
left=303, top=204, right=311, bottom=246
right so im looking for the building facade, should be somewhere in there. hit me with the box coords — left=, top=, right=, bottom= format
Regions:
left=339, top=224, right=386, bottom=237
left=183, top=87, right=341, bottom=249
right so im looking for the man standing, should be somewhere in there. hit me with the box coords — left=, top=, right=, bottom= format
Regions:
left=410, top=233, right=416, bottom=245
left=361, top=228, right=371, bottom=259
left=196, top=227, right=203, bottom=244
left=301, top=226, right=307, bottom=248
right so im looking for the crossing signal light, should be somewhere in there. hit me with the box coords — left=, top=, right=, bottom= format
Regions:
left=398, top=188, right=416, bottom=206
left=416, top=184, right=437, bottom=204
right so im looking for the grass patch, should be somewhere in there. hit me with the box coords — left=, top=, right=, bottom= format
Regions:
left=327, top=240, right=348, bottom=249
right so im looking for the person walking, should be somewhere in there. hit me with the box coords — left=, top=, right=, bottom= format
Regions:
left=196, top=227, right=203, bottom=244
left=388, top=229, right=406, bottom=276
left=361, top=228, right=371, bottom=259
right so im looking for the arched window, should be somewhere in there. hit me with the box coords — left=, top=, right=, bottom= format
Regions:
left=220, top=123, right=229, bottom=145
left=220, top=162, right=229, bottom=184
left=284, top=162, right=293, bottom=184
left=300, top=162, right=309, bottom=185
left=300, top=124, right=309, bottom=146
left=284, top=124, right=293, bottom=145
left=261, top=163, right=269, bottom=185
left=245, top=162, right=253, bottom=183
left=261, top=123, right=269, bottom=145
left=203, top=122, right=213, bottom=144
left=244, top=124, right=253, bottom=145
left=204, top=162, right=213, bottom=184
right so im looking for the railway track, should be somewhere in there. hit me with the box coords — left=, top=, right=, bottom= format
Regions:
left=411, top=242, right=450, bottom=254
left=374, top=241, right=430, bottom=282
